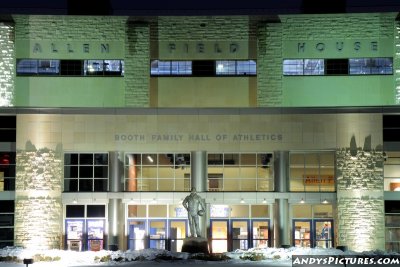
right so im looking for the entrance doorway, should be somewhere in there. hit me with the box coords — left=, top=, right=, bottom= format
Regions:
left=293, top=220, right=312, bottom=248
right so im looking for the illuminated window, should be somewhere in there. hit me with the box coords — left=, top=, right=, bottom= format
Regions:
left=150, top=60, right=192, bottom=75
left=216, top=60, right=256, bottom=75
left=349, top=58, right=393, bottom=75
left=0, top=152, right=15, bottom=192
left=124, top=153, right=191, bottom=191
left=289, top=151, right=335, bottom=192
left=207, top=153, right=274, bottom=192
left=283, top=59, right=324, bottom=75
left=64, top=153, right=109, bottom=192
left=384, top=152, right=400, bottom=191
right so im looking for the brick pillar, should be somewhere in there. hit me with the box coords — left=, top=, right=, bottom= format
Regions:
left=0, top=22, right=15, bottom=106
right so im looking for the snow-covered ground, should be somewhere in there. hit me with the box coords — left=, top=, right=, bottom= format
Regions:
left=0, top=246, right=397, bottom=267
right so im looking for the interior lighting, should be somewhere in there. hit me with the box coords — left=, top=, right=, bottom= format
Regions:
left=240, top=198, right=245, bottom=204
left=217, top=63, right=224, bottom=72
left=300, top=198, right=305, bottom=204
left=322, top=199, right=329, bottom=204
left=262, top=198, right=267, bottom=204
left=147, top=155, right=154, bottom=163
left=72, top=198, right=77, bottom=204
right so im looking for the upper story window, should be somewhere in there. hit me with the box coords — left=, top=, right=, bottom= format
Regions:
left=289, top=151, right=335, bottom=192
left=150, top=60, right=256, bottom=77
left=150, top=60, right=192, bottom=76
left=124, top=153, right=191, bottom=192
left=283, top=57, right=392, bottom=76
left=64, top=153, right=109, bottom=192
left=216, top=60, right=256, bottom=75
left=207, top=153, right=274, bottom=192
left=16, top=59, right=124, bottom=76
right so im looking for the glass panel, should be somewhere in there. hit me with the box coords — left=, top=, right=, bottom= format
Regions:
left=94, top=166, right=108, bottom=178
left=231, top=205, right=249, bottom=218
left=304, top=59, right=324, bottom=75
left=158, top=178, right=174, bottom=191
left=294, top=221, right=311, bottom=248
left=129, top=220, right=146, bottom=250
left=79, top=166, right=93, bottom=178
left=79, top=154, right=93, bottom=165
left=0, top=214, right=14, bottom=226
left=65, top=154, right=78, bottom=165
left=169, top=205, right=188, bottom=218
left=16, top=59, right=38, bottom=74
left=386, top=215, right=400, bottom=227
left=64, top=179, right=78, bottom=192
left=104, top=60, right=122, bottom=75
left=64, top=166, right=78, bottom=178
left=232, top=221, right=248, bottom=250
left=87, top=220, right=104, bottom=251
left=210, top=205, right=229, bottom=217
left=79, top=179, right=93, bottom=191
left=252, top=221, right=269, bottom=248
left=93, top=179, right=107, bottom=191
left=170, top=221, right=186, bottom=252
left=315, top=221, right=333, bottom=248
left=148, top=205, right=167, bottom=217
left=128, top=205, right=147, bottom=218
left=142, top=154, right=157, bottom=165
left=87, top=205, right=105, bottom=218
left=216, top=60, right=235, bottom=75
left=251, top=205, right=269, bottom=218
left=66, top=205, right=85, bottom=218
left=66, top=220, right=84, bottom=251
left=293, top=204, right=312, bottom=218
left=313, top=205, right=333, bottom=218
left=37, top=60, right=60, bottom=74
left=85, top=60, right=104, bottom=75
left=94, top=154, right=108, bottom=165
left=171, top=61, right=192, bottom=75
left=283, top=59, right=304, bottom=75
left=211, top=220, right=228, bottom=253
left=149, top=221, right=166, bottom=249
left=236, top=60, right=256, bottom=75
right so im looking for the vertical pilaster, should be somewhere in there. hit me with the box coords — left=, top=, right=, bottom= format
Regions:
left=274, top=151, right=289, bottom=247
left=0, top=21, right=15, bottom=107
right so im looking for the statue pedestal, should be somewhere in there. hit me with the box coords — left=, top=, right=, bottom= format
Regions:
left=181, top=237, right=209, bottom=254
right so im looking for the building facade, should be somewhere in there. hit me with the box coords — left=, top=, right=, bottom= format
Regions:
left=0, top=11, right=400, bottom=253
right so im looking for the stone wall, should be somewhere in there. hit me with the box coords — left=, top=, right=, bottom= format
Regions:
left=395, top=21, right=400, bottom=104
left=14, top=147, right=63, bottom=249
left=0, top=22, right=15, bottom=106
left=125, top=22, right=150, bottom=107
left=336, top=147, right=385, bottom=251
left=257, top=22, right=282, bottom=107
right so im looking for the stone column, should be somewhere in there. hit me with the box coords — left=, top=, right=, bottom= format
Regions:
left=0, top=21, right=15, bottom=107
left=336, top=140, right=385, bottom=251
left=14, top=145, right=63, bottom=249
left=190, top=151, right=207, bottom=237
left=108, top=152, right=123, bottom=250
left=274, top=151, right=289, bottom=247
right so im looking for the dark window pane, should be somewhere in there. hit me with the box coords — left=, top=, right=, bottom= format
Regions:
left=66, top=205, right=85, bottom=217
left=3, top=178, right=15, bottom=191
left=0, top=228, right=14, bottom=240
left=0, top=152, right=16, bottom=165
left=1, top=165, right=15, bottom=177
left=0, top=201, right=14, bottom=213
left=60, top=60, right=83, bottom=75
left=79, top=179, right=93, bottom=191
left=0, top=214, right=14, bottom=226
left=80, top=154, right=93, bottom=165
left=65, top=154, right=79, bottom=165
left=0, top=241, right=13, bottom=248
left=64, top=166, right=78, bottom=178
left=64, top=179, right=78, bottom=192
left=79, top=166, right=93, bottom=178
left=385, top=201, right=400, bottom=213
left=94, top=179, right=108, bottom=192
left=94, top=154, right=108, bottom=165
left=326, top=58, right=348, bottom=75
left=87, top=205, right=105, bottom=217
left=94, top=166, right=108, bottom=178
left=0, top=116, right=16, bottom=129
left=192, top=60, right=215, bottom=76
left=0, top=130, right=16, bottom=142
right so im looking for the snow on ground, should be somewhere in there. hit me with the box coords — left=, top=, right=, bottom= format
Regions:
left=0, top=246, right=398, bottom=267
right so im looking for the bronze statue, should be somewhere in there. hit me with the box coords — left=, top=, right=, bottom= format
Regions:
left=182, top=187, right=205, bottom=237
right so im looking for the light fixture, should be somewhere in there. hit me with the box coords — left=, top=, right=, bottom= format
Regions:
left=322, top=199, right=329, bottom=204
left=72, top=198, right=77, bottom=204
left=147, top=155, right=154, bottom=163
left=151, top=198, right=157, bottom=204
left=240, top=198, right=245, bottom=204
left=262, top=198, right=267, bottom=204
left=300, top=198, right=305, bottom=204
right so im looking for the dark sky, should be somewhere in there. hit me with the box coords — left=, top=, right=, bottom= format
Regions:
left=0, top=0, right=399, bottom=15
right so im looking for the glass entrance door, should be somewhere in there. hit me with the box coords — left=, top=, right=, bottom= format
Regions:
left=210, top=219, right=228, bottom=253
left=293, top=220, right=312, bottom=248
left=314, top=220, right=333, bottom=248
left=169, top=220, right=187, bottom=252
left=66, top=219, right=84, bottom=251
left=231, top=220, right=249, bottom=250
left=252, top=220, right=269, bottom=248
left=128, top=220, right=146, bottom=250
left=149, top=220, right=167, bottom=249
left=87, top=220, right=105, bottom=251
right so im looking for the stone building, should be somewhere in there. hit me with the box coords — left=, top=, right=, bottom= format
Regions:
left=0, top=1, right=400, bottom=253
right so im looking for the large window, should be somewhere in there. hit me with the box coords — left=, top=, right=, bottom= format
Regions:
left=0, top=200, right=14, bottom=248
left=16, top=59, right=124, bottom=76
left=207, top=153, right=274, bottom=191
left=289, top=151, right=335, bottom=192
left=64, top=153, right=109, bottom=192
left=384, top=152, right=400, bottom=191
left=283, top=57, right=392, bottom=76
left=150, top=60, right=256, bottom=76
left=124, top=153, right=191, bottom=191
left=0, top=152, right=15, bottom=192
